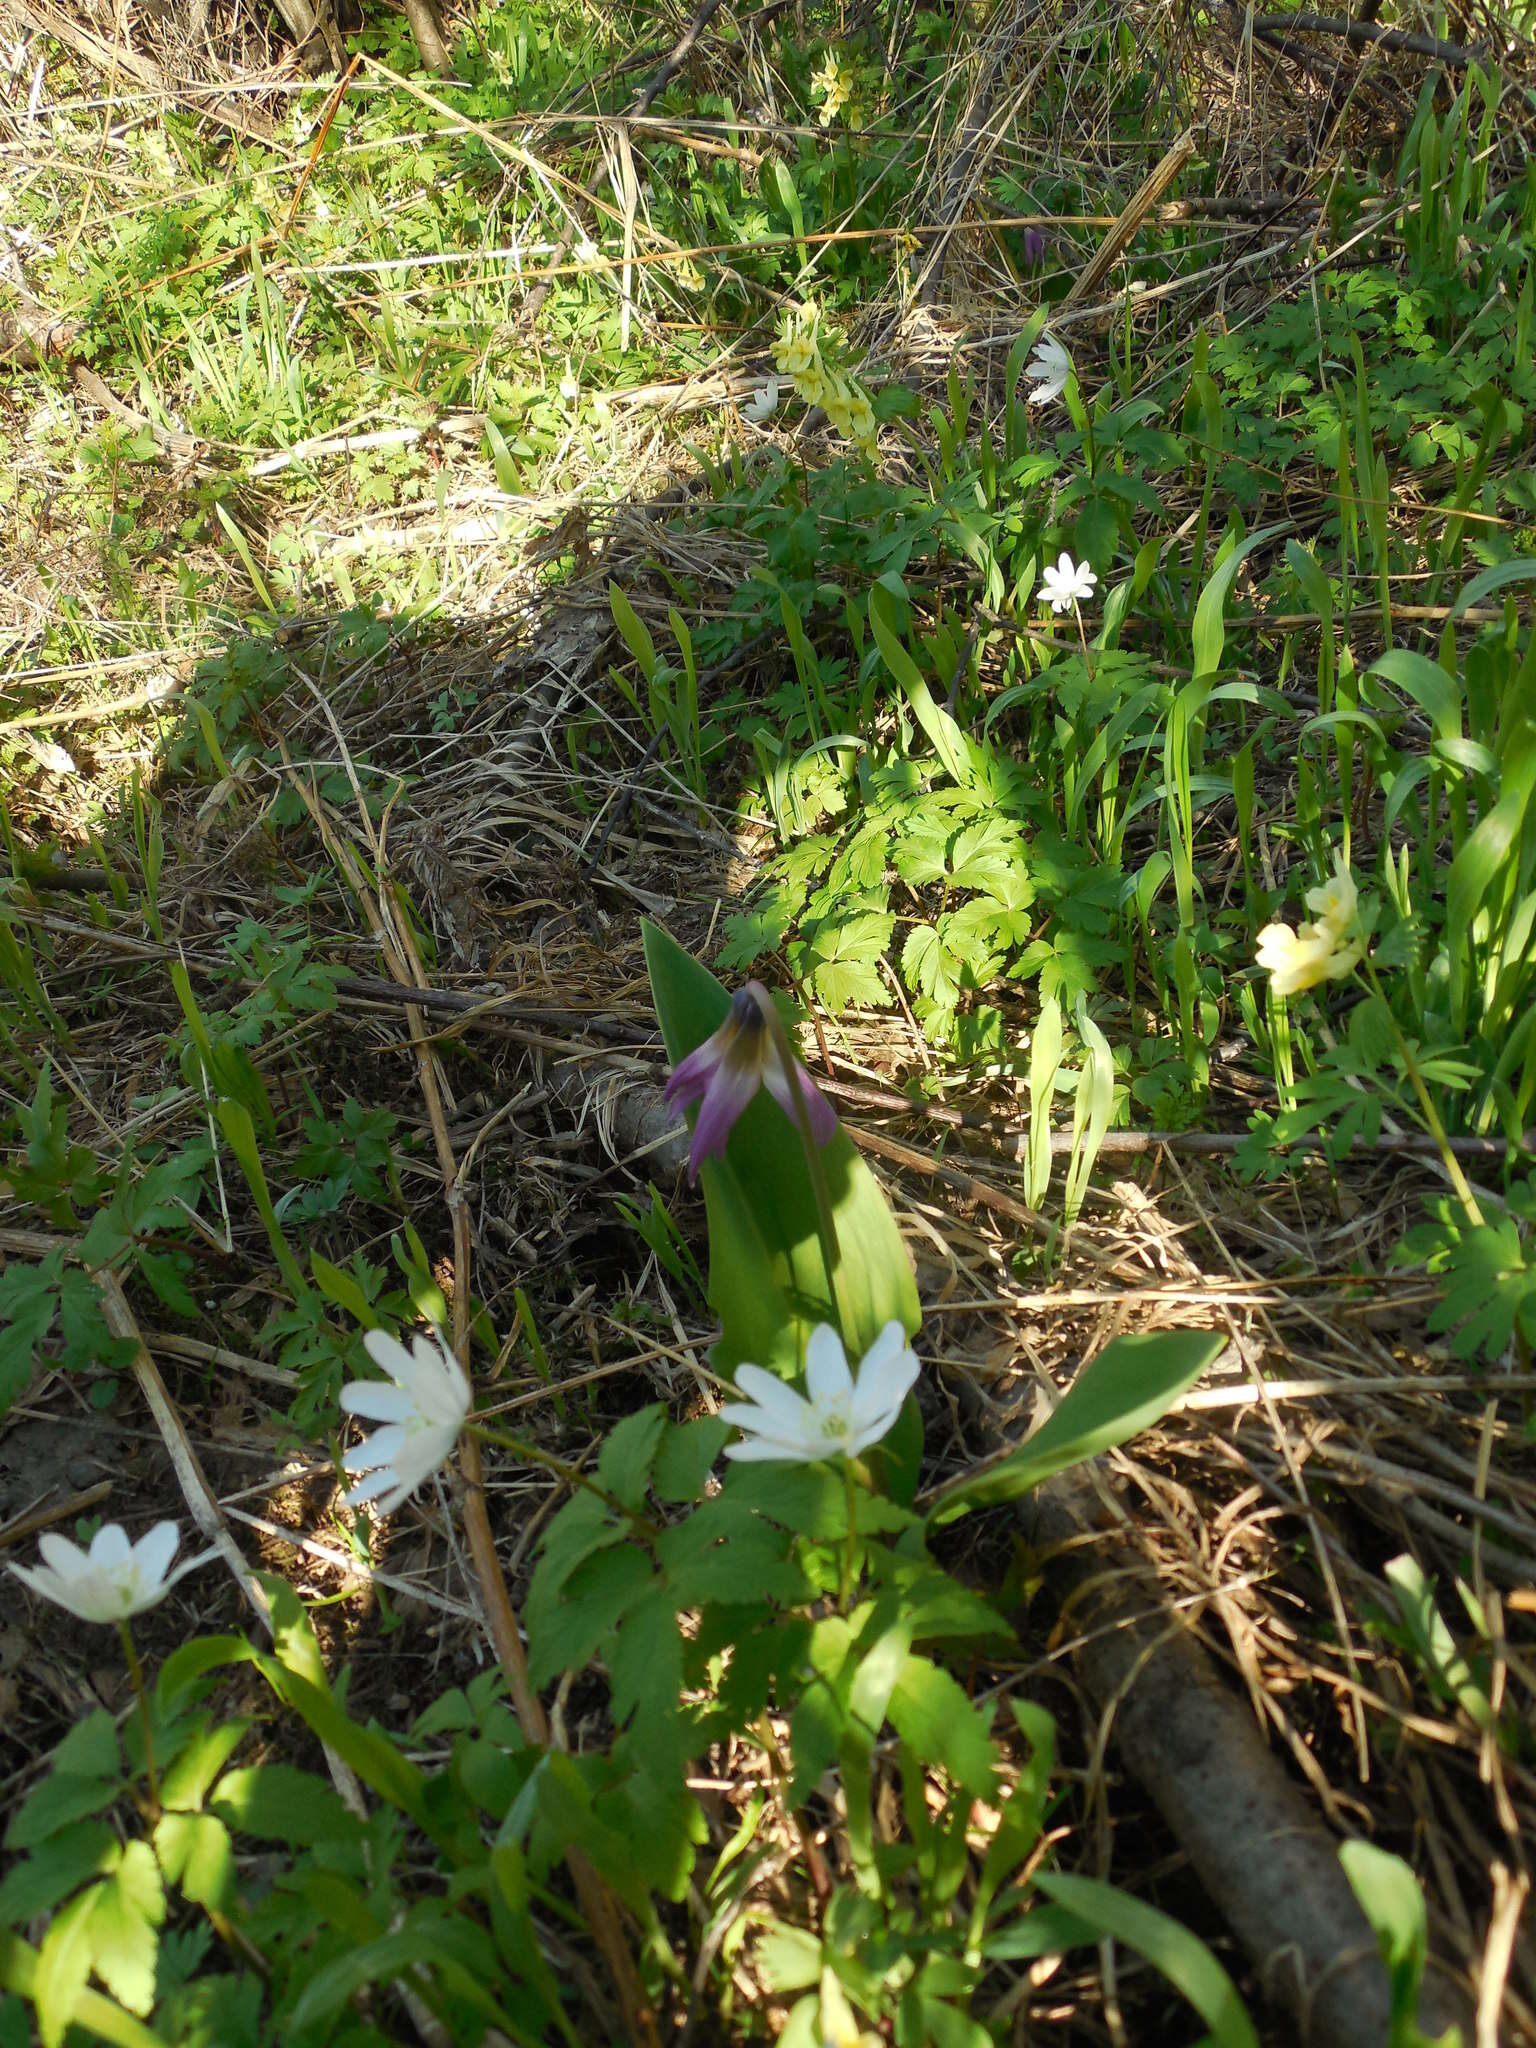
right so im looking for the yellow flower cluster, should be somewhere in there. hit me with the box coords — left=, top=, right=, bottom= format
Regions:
left=1255, top=856, right=1363, bottom=999
left=772, top=304, right=879, bottom=461
left=812, top=51, right=861, bottom=128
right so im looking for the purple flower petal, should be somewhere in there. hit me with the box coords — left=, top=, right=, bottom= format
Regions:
left=663, top=1033, right=724, bottom=1113
left=687, top=1056, right=760, bottom=1179
left=761, top=1052, right=838, bottom=1148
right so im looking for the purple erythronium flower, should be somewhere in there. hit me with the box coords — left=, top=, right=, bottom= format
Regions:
left=1021, top=226, right=1047, bottom=267
left=663, top=981, right=837, bottom=1182
left=720, top=1321, right=920, bottom=1463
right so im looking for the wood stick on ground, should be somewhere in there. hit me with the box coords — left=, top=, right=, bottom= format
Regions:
left=1248, top=9, right=1488, bottom=66
left=0, top=292, right=81, bottom=368
left=1014, top=1458, right=1479, bottom=2048
left=1061, top=130, right=1200, bottom=311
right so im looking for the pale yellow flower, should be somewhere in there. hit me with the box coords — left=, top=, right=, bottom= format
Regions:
left=1257, top=853, right=1362, bottom=998
left=1305, top=854, right=1358, bottom=937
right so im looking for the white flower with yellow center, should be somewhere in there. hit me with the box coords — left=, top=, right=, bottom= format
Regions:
left=339, top=1326, right=472, bottom=1514
left=720, top=1322, right=919, bottom=1464
left=9, top=1521, right=214, bottom=1623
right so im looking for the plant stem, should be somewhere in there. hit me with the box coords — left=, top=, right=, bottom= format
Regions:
left=1366, top=964, right=1485, bottom=1228
left=472, top=1422, right=659, bottom=1536
left=840, top=1455, right=859, bottom=1612
left=759, top=993, right=852, bottom=1339
left=119, top=1618, right=159, bottom=1816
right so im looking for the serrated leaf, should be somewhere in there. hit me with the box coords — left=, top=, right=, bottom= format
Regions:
left=34, top=1886, right=98, bottom=2048
left=210, top=1764, right=363, bottom=1846
left=595, top=1403, right=668, bottom=1510
left=0, top=1824, right=117, bottom=1925
left=527, top=1544, right=656, bottom=1687
left=651, top=1417, right=730, bottom=1503
left=88, top=1841, right=163, bottom=2014
left=887, top=1654, right=996, bottom=1796
left=152, top=1812, right=233, bottom=1912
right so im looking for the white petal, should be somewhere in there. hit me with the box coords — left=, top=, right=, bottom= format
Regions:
left=90, top=1523, right=132, bottom=1570
left=803, top=1324, right=853, bottom=1408
left=342, top=1423, right=407, bottom=1474
left=722, top=1436, right=819, bottom=1463
left=341, top=1466, right=406, bottom=1508
left=132, top=1522, right=181, bottom=1589
left=730, top=1365, right=819, bottom=1436
left=36, top=1532, right=88, bottom=1579
left=362, top=1327, right=415, bottom=1382
left=339, top=1381, right=418, bottom=1423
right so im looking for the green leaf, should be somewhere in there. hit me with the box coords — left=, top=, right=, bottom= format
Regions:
left=210, top=1764, right=364, bottom=1846
left=0, top=1824, right=117, bottom=1925
left=651, top=1417, right=730, bottom=1503
left=642, top=920, right=919, bottom=1378
left=34, top=1886, right=98, bottom=2048
left=927, top=1329, right=1227, bottom=1525
left=887, top=1654, right=997, bottom=1796
left=1191, top=523, right=1287, bottom=683
left=607, top=1585, right=685, bottom=1747
left=1383, top=1554, right=1495, bottom=1732
left=152, top=1812, right=233, bottom=1911
left=527, top=1544, right=656, bottom=1687
left=869, top=581, right=976, bottom=786
left=1034, top=1871, right=1259, bottom=2048
left=608, top=582, right=657, bottom=681
left=0, top=1928, right=168, bottom=2048
left=595, top=1402, right=668, bottom=1510
left=88, top=1841, right=163, bottom=2015
left=1339, top=1842, right=1460, bottom=2048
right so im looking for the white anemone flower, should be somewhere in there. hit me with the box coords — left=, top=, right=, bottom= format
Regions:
left=1039, top=551, right=1098, bottom=614
left=339, top=1326, right=472, bottom=1514
left=720, top=1321, right=920, bottom=1464
left=1023, top=332, right=1072, bottom=406
left=9, top=1521, right=214, bottom=1623
left=743, top=376, right=782, bottom=423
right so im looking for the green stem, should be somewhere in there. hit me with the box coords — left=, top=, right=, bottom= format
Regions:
left=471, top=1423, right=659, bottom=1537
left=760, top=996, right=853, bottom=1340
left=840, top=1455, right=859, bottom=1613
left=1366, top=964, right=1484, bottom=1229
left=119, top=1619, right=159, bottom=1817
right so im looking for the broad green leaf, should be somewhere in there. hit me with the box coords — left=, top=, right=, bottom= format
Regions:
left=87, top=1841, right=163, bottom=2015
left=887, top=1653, right=997, bottom=1796
left=0, top=1924, right=168, bottom=2048
left=210, top=1764, right=364, bottom=1846
left=642, top=920, right=919, bottom=1382
left=651, top=1417, right=731, bottom=1503
left=0, top=1824, right=117, bottom=1925
left=868, top=581, right=976, bottom=787
left=152, top=1811, right=233, bottom=1911
left=1369, top=648, right=1462, bottom=744
left=927, top=1329, right=1226, bottom=1525
left=1339, top=1842, right=1459, bottom=2048
left=34, top=1886, right=97, bottom=2048
left=1191, top=522, right=1287, bottom=683
left=527, top=1544, right=656, bottom=1686
left=1034, top=1871, right=1259, bottom=2048
left=595, top=1402, right=667, bottom=1509
left=608, top=581, right=657, bottom=681
left=1450, top=555, right=1536, bottom=619
left=1383, top=1554, right=1495, bottom=1731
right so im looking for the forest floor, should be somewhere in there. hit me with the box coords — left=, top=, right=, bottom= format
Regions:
left=1, top=0, right=1535, bottom=2041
